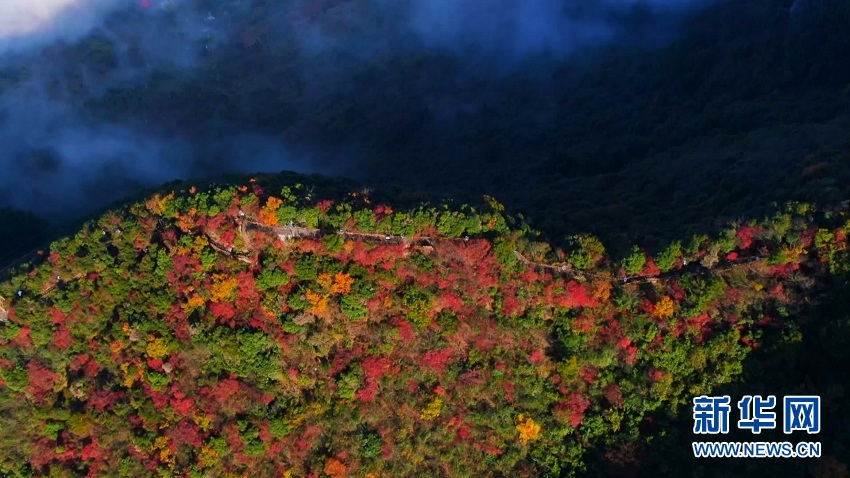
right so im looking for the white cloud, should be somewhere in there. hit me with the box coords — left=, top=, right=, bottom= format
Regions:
left=0, top=0, right=125, bottom=52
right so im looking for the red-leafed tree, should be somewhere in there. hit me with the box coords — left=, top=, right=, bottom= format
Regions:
left=26, top=362, right=61, bottom=402
left=421, top=348, right=454, bottom=374
left=53, top=324, right=73, bottom=350
left=561, top=281, right=598, bottom=309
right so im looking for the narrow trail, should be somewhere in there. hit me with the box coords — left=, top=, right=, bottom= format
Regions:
left=0, top=295, right=7, bottom=322
left=242, top=219, right=439, bottom=246
left=38, top=272, right=87, bottom=296
left=8, top=269, right=95, bottom=303
left=513, top=250, right=608, bottom=281
left=7, top=215, right=771, bottom=304
left=513, top=250, right=764, bottom=284
left=242, top=217, right=768, bottom=284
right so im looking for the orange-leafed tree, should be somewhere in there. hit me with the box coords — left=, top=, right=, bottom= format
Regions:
left=324, top=457, right=348, bottom=478
left=259, top=197, right=283, bottom=226
left=330, top=272, right=354, bottom=294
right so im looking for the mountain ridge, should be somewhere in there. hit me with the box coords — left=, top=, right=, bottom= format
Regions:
left=1, top=176, right=847, bottom=476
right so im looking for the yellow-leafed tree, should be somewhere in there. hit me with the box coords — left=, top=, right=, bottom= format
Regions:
left=655, top=296, right=675, bottom=318
left=516, top=414, right=542, bottom=443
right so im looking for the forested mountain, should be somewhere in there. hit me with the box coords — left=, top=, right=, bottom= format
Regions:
left=1, top=176, right=849, bottom=476
left=2, top=0, right=850, bottom=476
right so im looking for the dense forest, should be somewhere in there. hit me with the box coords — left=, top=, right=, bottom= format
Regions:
left=2, top=0, right=850, bottom=476
left=1, top=176, right=849, bottom=476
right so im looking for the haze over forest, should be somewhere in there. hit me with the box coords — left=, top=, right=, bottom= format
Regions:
left=0, top=0, right=709, bottom=216
left=2, top=0, right=847, bottom=260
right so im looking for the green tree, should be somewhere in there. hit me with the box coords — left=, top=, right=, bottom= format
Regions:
left=621, top=246, right=647, bottom=275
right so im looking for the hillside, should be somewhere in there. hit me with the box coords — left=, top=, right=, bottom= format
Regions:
left=1, top=177, right=848, bottom=476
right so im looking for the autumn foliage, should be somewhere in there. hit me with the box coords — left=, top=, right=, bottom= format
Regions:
left=516, top=415, right=542, bottom=443
left=0, top=181, right=838, bottom=476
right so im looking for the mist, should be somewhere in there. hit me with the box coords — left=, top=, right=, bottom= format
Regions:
left=0, top=0, right=126, bottom=53
left=406, top=0, right=708, bottom=60
left=0, top=0, right=717, bottom=222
